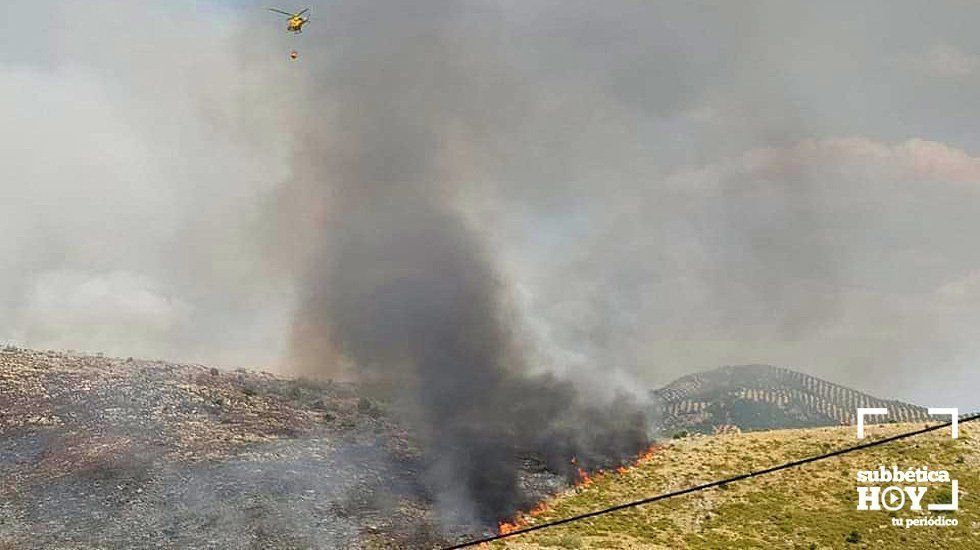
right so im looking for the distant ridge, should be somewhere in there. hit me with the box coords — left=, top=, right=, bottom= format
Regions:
left=652, top=364, right=929, bottom=435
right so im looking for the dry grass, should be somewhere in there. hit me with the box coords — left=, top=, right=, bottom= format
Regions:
left=493, top=422, right=979, bottom=549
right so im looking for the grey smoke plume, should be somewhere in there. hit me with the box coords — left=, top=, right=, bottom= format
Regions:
left=285, top=3, right=649, bottom=522
left=298, top=184, right=649, bottom=520
left=4, top=3, right=980, bottom=523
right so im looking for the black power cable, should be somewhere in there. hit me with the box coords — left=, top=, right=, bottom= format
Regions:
left=442, top=412, right=980, bottom=549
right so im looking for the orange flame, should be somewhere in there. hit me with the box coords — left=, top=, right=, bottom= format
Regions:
left=637, top=443, right=659, bottom=463
left=495, top=495, right=554, bottom=536
left=528, top=500, right=550, bottom=517
left=495, top=444, right=662, bottom=537
left=576, top=467, right=593, bottom=488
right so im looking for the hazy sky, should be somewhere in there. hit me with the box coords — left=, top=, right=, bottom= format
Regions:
left=2, top=1, right=979, bottom=409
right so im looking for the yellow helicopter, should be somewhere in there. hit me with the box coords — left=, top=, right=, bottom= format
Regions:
left=268, top=7, right=310, bottom=34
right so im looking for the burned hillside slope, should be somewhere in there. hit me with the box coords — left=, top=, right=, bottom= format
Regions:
left=0, top=346, right=451, bottom=549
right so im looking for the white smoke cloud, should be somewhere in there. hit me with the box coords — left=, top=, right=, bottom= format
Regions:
left=909, top=43, right=979, bottom=78
left=2, top=0, right=979, bottom=413
left=500, top=135, right=980, bottom=408
left=0, top=1, right=298, bottom=368
left=12, top=269, right=190, bottom=358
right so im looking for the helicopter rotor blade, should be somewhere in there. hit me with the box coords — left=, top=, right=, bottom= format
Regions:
left=267, top=8, right=294, bottom=17
left=296, top=8, right=310, bottom=16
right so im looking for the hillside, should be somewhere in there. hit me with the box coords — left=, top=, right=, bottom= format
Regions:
left=0, top=346, right=452, bottom=549
left=4, top=349, right=966, bottom=549
left=492, top=421, right=978, bottom=549
left=653, top=365, right=929, bottom=435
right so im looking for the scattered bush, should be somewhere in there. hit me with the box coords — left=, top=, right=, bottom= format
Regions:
left=357, top=397, right=384, bottom=417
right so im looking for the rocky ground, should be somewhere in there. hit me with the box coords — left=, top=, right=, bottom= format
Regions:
left=0, top=346, right=470, bottom=549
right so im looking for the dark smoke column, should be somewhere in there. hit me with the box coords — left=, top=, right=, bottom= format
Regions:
left=289, top=3, right=649, bottom=525
left=321, top=194, right=531, bottom=522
